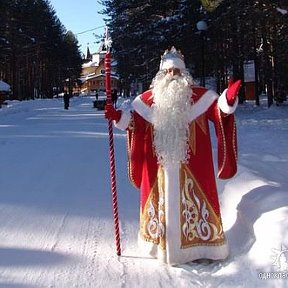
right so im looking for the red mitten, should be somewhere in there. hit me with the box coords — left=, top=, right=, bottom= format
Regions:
left=104, top=104, right=121, bottom=122
left=226, top=79, right=241, bottom=106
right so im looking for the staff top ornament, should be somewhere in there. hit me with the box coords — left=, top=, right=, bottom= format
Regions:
left=104, top=27, right=112, bottom=51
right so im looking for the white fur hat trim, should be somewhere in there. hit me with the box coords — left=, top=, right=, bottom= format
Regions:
left=159, top=57, right=186, bottom=71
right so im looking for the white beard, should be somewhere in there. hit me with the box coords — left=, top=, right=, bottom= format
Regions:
left=152, top=72, right=193, bottom=165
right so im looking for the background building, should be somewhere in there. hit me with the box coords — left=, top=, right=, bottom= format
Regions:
left=80, top=42, right=119, bottom=95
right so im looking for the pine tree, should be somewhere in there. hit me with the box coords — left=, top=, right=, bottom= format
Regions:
left=0, top=0, right=82, bottom=100
left=101, top=0, right=288, bottom=105
left=101, top=0, right=203, bottom=90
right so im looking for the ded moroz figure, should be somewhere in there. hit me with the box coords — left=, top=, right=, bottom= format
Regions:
left=105, top=46, right=241, bottom=266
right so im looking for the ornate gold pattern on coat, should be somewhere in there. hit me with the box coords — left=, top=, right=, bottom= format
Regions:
left=189, top=115, right=208, bottom=155
left=180, top=165, right=225, bottom=248
left=217, top=108, right=227, bottom=176
left=140, top=167, right=166, bottom=250
left=149, top=124, right=156, bottom=158
left=232, top=121, right=237, bottom=161
left=127, top=115, right=138, bottom=189
left=217, top=109, right=237, bottom=177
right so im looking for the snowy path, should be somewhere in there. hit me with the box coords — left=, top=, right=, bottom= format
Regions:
left=0, top=98, right=178, bottom=288
left=0, top=97, right=287, bottom=287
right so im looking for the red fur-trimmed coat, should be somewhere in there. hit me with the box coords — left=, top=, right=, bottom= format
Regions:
left=116, top=86, right=238, bottom=265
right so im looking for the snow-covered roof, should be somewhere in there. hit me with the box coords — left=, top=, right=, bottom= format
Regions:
left=0, top=80, right=10, bottom=91
left=82, top=61, right=99, bottom=68
left=80, top=72, right=119, bottom=83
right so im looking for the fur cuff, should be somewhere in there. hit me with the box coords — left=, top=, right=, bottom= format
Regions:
left=218, top=88, right=238, bottom=114
left=114, top=110, right=131, bottom=130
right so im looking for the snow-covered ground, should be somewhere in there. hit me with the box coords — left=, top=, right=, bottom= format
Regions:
left=0, top=95, right=287, bottom=288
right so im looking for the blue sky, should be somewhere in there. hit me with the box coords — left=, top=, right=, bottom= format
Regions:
left=49, top=0, right=106, bottom=56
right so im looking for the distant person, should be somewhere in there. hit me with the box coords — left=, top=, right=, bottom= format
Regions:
left=95, top=90, right=99, bottom=100
left=275, top=84, right=286, bottom=106
left=63, top=92, right=70, bottom=110
left=112, top=89, right=118, bottom=108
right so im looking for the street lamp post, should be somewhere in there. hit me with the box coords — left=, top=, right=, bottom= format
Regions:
left=197, top=20, right=208, bottom=87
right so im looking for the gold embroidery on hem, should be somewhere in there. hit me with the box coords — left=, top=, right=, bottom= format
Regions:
left=140, top=167, right=166, bottom=250
left=180, top=164, right=225, bottom=248
left=181, top=239, right=227, bottom=249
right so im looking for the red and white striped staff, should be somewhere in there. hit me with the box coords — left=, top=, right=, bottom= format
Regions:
left=104, top=27, right=121, bottom=256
